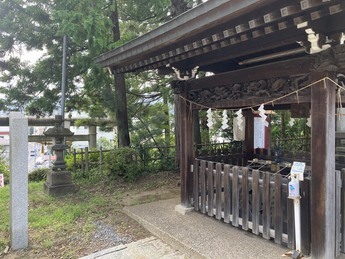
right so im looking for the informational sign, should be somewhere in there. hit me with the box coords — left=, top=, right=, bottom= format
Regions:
left=0, top=174, right=4, bottom=187
left=288, top=177, right=300, bottom=199
left=291, top=161, right=306, bottom=181
left=254, top=117, right=265, bottom=148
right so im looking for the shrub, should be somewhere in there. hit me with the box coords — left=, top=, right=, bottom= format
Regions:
left=104, top=147, right=143, bottom=182
left=66, top=148, right=101, bottom=172
left=0, top=161, right=9, bottom=185
left=0, top=146, right=9, bottom=185
left=29, top=168, right=50, bottom=182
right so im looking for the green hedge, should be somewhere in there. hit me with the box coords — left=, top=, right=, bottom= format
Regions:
left=104, top=147, right=143, bottom=182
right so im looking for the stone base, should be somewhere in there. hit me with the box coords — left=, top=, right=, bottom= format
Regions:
left=44, top=170, right=76, bottom=196
left=175, top=204, right=194, bottom=215
left=44, top=182, right=76, bottom=196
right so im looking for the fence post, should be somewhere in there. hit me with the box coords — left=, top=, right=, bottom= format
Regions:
left=300, top=178, right=311, bottom=255
left=73, top=149, right=77, bottom=174
left=80, top=148, right=84, bottom=175
left=342, top=169, right=345, bottom=254
left=85, top=147, right=89, bottom=177
left=335, top=171, right=341, bottom=257
left=99, top=146, right=103, bottom=174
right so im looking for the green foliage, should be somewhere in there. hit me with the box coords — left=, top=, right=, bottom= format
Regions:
left=98, top=137, right=115, bottom=149
left=66, top=148, right=101, bottom=175
left=0, top=0, right=192, bottom=152
left=138, top=145, right=176, bottom=172
left=0, top=0, right=179, bottom=117
left=28, top=168, right=49, bottom=182
left=0, top=163, right=9, bottom=185
left=270, top=111, right=311, bottom=153
left=104, top=147, right=143, bottom=182
left=65, top=153, right=77, bottom=172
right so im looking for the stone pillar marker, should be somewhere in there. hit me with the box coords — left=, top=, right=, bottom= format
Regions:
left=9, top=112, right=28, bottom=250
left=88, top=125, right=97, bottom=149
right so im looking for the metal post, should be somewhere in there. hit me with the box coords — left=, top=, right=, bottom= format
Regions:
left=61, top=35, right=67, bottom=124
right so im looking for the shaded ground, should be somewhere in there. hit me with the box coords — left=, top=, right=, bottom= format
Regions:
left=0, top=171, right=180, bottom=259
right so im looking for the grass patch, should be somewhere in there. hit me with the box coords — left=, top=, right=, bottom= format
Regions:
left=0, top=171, right=179, bottom=258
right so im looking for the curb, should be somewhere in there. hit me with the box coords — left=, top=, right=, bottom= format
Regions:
left=123, top=206, right=206, bottom=259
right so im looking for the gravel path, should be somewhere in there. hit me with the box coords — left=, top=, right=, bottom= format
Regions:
left=92, top=220, right=132, bottom=247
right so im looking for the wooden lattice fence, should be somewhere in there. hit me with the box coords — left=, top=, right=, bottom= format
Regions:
left=193, top=159, right=312, bottom=255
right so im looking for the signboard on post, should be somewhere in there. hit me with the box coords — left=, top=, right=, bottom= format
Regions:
left=0, top=173, right=4, bottom=187
left=291, top=161, right=306, bottom=181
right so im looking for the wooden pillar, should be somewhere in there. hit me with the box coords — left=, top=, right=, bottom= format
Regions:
left=174, top=94, right=180, bottom=168
left=173, top=81, right=194, bottom=207
left=243, top=110, right=254, bottom=159
left=310, top=72, right=336, bottom=258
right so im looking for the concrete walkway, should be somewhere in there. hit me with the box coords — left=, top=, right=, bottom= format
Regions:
left=82, top=197, right=345, bottom=258
left=123, top=198, right=291, bottom=259
left=80, top=236, right=185, bottom=259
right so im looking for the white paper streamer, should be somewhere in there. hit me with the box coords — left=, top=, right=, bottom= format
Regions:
left=235, top=109, right=244, bottom=131
left=221, top=110, right=229, bottom=130
left=207, top=108, right=213, bottom=129
left=258, top=104, right=269, bottom=127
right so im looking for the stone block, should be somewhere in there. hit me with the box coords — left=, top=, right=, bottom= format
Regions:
left=46, top=170, right=72, bottom=186
left=175, top=204, right=194, bottom=215
left=44, top=182, right=76, bottom=196
left=44, top=170, right=75, bottom=196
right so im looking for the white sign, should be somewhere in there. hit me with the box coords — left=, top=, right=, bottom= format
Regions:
left=254, top=117, right=265, bottom=148
left=291, top=162, right=306, bottom=181
left=0, top=174, right=4, bottom=187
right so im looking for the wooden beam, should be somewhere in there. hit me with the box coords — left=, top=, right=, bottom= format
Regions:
left=213, top=95, right=310, bottom=109
left=310, top=72, right=336, bottom=258
left=95, top=0, right=278, bottom=67
left=174, top=28, right=307, bottom=72
left=189, top=57, right=311, bottom=90
left=28, top=135, right=89, bottom=143
left=0, top=117, right=113, bottom=127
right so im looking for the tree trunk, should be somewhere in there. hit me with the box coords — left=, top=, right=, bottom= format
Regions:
left=111, top=0, right=130, bottom=147
left=114, top=73, right=130, bottom=147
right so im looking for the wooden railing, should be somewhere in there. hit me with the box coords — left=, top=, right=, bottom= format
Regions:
left=72, top=147, right=110, bottom=175
left=71, top=145, right=176, bottom=175
left=193, top=159, right=311, bottom=255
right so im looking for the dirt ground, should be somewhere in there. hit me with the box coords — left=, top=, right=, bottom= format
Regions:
left=1, top=171, right=180, bottom=259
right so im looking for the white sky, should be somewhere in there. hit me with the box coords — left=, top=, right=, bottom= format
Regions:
left=21, top=49, right=45, bottom=65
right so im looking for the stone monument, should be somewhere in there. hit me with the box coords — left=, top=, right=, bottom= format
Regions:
left=43, top=115, right=75, bottom=196
left=9, top=112, right=28, bottom=250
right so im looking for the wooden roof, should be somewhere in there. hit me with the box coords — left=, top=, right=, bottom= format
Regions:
left=94, top=0, right=345, bottom=75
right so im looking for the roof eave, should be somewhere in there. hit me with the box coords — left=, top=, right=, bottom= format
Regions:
left=94, top=0, right=272, bottom=69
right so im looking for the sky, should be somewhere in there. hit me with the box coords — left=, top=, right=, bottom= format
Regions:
left=19, top=46, right=45, bottom=65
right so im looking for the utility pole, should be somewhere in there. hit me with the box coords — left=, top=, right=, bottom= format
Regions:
left=61, top=35, right=67, bottom=126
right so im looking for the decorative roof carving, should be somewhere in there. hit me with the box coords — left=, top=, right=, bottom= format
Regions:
left=187, top=74, right=311, bottom=104
left=311, top=44, right=345, bottom=72
left=171, top=80, right=189, bottom=94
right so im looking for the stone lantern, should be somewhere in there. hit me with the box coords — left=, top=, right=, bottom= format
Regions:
left=43, top=115, right=75, bottom=196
